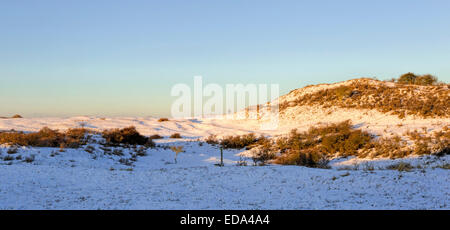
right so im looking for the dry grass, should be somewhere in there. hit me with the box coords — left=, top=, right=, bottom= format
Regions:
left=0, top=127, right=90, bottom=148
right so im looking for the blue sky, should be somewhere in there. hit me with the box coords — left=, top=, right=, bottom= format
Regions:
left=1, top=0, right=449, bottom=117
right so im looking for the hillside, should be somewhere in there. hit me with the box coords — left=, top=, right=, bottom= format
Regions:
left=278, top=78, right=449, bottom=119
left=235, top=78, right=449, bottom=139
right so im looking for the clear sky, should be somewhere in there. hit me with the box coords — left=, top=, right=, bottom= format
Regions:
left=1, top=0, right=449, bottom=117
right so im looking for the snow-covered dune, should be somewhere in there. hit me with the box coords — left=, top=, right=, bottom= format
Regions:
left=0, top=78, right=448, bottom=210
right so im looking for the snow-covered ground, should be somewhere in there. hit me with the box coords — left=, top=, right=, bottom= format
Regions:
left=0, top=121, right=449, bottom=209
left=1, top=78, right=449, bottom=210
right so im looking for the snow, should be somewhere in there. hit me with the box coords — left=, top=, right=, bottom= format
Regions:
left=0, top=131, right=449, bottom=210
left=0, top=79, right=448, bottom=209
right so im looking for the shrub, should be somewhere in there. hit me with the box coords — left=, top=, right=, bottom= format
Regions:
left=274, top=149, right=329, bottom=168
left=251, top=146, right=276, bottom=166
left=112, top=148, right=124, bottom=156
left=23, top=155, right=35, bottom=163
left=219, top=133, right=265, bottom=149
left=119, top=158, right=132, bottom=166
left=386, top=162, right=413, bottom=172
left=0, top=127, right=89, bottom=148
left=299, top=121, right=371, bottom=156
left=414, top=141, right=431, bottom=155
left=272, top=121, right=371, bottom=167
left=7, top=147, right=18, bottom=154
left=158, top=118, right=169, bottom=122
left=65, top=128, right=89, bottom=146
left=271, top=121, right=448, bottom=165
left=11, top=114, right=23, bottom=119
left=437, top=164, right=450, bottom=170
left=414, top=74, right=438, bottom=86
left=84, top=145, right=95, bottom=154
left=236, top=157, right=248, bottom=166
left=102, top=126, right=153, bottom=146
left=3, top=155, right=14, bottom=161
left=397, top=72, right=418, bottom=84
left=367, top=136, right=411, bottom=158
left=321, top=129, right=372, bottom=156
left=149, top=134, right=163, bottom=139
left=135, top=146, right=147, bottom=156
left=205, top=135, right=219, bottom=145
left=397, top=73, right=438, bottom=86
left=170, top=133, right=182, bottom=139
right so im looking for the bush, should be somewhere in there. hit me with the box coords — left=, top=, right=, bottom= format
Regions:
left=158, top=118, right=169, bottom=122
left=251, top=146, right=276, bottom=166
left=220, top=133, right=263, bottom=149
left=205, top=135, right=219, bottom=145
left=7, top=147, right=18, bottom=154
left=149, top=134, right=163, bottom=139
left=0, top=127, right=89, bottom=148
left=170, top=133, right=182, bottom=139
left=397, top=72, right=438, bottom=86
left=321, top=129, right=372, bottom=156
left=3, top=155, right=14, bottom=161
left=11, top=114, right=23, bottom=119
left=414, top=74, right=438, bottom=86
left=102, top=126, right=154, bottom=146
left=397, top=72, right=418, bottom=84
left=386, top=162, right=413, bottom=172
left=273, top=121, right=373, bottom=167
left=274, top=149, right=329, bottom=168
left=24, top=155, right=35, bottom=163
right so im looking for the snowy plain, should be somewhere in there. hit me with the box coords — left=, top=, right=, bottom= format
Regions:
left=0, top=116, right=449, bottom=210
